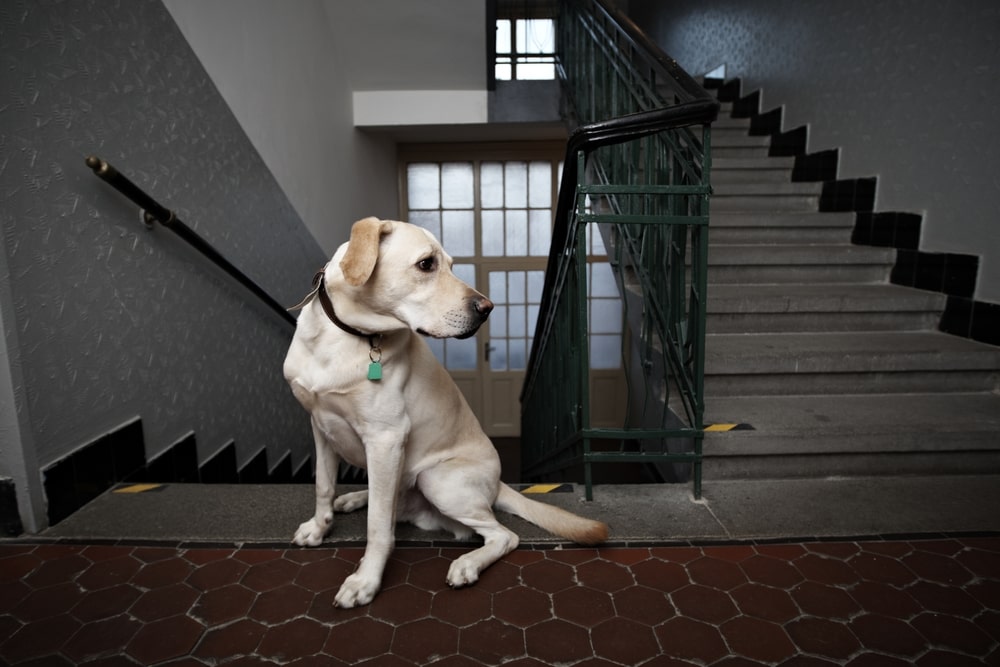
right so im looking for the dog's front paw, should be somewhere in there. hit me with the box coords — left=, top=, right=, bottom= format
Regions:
left=334, top=573, right=380, bottom=608
left=446, top=555, right=482, bottom=588
left=292, top=517, right=329, bottom=547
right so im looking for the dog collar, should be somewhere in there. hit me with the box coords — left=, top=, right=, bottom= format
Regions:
left=289, top=269, right=384, bottom=381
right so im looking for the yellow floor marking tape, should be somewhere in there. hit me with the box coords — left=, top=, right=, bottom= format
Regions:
left=113, top=483, right=163, bottom=494
left=521, top=483, right=569, bottom=494
left=705, top=423, right=755, bottom=432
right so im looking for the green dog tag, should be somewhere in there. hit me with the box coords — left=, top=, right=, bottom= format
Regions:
left=368, top=361, right=382, bottom=381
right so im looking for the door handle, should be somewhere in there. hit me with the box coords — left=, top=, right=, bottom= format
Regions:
left=485, top=341, right=497, bottom=361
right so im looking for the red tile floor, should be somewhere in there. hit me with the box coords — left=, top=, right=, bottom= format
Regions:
left=1, top=536, right=999, bottom=666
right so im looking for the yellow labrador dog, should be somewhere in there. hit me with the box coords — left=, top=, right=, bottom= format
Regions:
left=284, top=217, right=607, bottom=607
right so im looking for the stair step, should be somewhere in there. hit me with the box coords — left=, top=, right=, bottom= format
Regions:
left=710, top=212, right=854, bottom=244
left=708, top=244, right=895, bottom=283
left=713, top=132, right=770, bottom=148
left=714, top=145, right=771, bottom=160
left=714, top=183, right=823, bottom=197
left=713, top=157, right=795, bottom=170
left=701, top=393, right=1000, bottom=479
left=704, top=331, right=1000, bottom=395
left=712, top=183, right=821, bottom=211
left=706, top=283, right=947, bottom=333
left=712, top=157, right=794, bottom=184
left=713, top=182, right=823, bottom=211
left=712, top=116, right=751, bottom=130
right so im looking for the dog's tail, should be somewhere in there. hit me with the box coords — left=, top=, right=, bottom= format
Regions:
left=495, top=483, right=608, bottom=546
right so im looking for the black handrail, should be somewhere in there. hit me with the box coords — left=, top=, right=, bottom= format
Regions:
left=85, top=156, right=297, bottom=328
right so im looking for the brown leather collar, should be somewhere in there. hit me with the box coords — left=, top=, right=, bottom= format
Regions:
left=313, top=271, right=380, bottom=347
left=297, top=269, right=380, bottom=347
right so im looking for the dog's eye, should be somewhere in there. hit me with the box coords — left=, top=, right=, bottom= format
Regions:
left=417, top=257, right=436, bottom=272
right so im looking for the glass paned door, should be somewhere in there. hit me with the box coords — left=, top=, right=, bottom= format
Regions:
left=401, top=143, right=625, bottom=437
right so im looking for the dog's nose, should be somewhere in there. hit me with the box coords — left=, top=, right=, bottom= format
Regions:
left=474, top=296, right=494, bottom=317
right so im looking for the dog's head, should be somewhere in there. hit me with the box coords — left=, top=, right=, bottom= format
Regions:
left=328, top=217, right=493, bottom=339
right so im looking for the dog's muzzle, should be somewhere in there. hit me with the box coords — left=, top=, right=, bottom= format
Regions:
left=455, top=296, right=494, bottom=339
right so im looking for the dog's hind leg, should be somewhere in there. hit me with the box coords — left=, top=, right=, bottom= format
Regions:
left=417, top=464, right=519, bottom=588
left=446, top=517, right=519, bottom=588
left=293, top=421, right=339, bottom=547
left=334, top=489, right=368, bottom=513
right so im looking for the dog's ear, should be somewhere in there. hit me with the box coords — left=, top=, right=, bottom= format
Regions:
left=340, top=217, right=394, bottom=286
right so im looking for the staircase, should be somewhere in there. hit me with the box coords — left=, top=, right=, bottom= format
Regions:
left=701, top=95, right=1000, bottom=480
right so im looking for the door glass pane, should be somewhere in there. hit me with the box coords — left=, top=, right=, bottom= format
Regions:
left=447, top=338, right=476, bottom=370
left=407, top=163, right=439, bottom=209
left=509, top=339, right=527, bottom=370
left=590, top=335, right=621, bottom=370
left=509, top=305, right=526, bottom=338
left=508, top=271, right=525, bottom=305
left=589, top=262, right=618, bottom=297
left=491, top=306, right=507, bottom=337
left=489, top=272, right=507, bottom=303
left=423, top=263, right=478, bottom=371
left=591, top=299, right=622, bottom=334
left=490, top=341, right=508, bottom=371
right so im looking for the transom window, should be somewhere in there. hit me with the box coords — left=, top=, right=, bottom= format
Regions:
left=495, top=18, right=556, bottom=81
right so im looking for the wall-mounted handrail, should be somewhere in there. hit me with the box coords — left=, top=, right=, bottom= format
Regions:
left=85, top=156, right=296, bottom=328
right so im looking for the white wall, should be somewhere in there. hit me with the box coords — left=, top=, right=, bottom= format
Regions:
left=163, top=0, right=402, bottom=255
left=630, top=0, right=1000, bottom=303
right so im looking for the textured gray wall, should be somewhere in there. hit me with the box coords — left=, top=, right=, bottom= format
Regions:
left=1, top=0, right=326, bottom=528
left=629, top=0, right=1000, bottom=303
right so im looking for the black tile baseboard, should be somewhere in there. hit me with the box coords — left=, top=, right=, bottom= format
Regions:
left=1, top=478, right=24, bottom=537
left=41, top=420, right=309, bottom=528
left=712, top=78, right=998, bottom=349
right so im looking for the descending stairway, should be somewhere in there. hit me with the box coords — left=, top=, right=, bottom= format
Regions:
left=700, top=98, right=1000, bottom=480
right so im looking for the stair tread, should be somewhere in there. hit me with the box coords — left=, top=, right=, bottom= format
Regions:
left=710, top=211, right=854, bottom=227
left=705, top=330, right=1000, bottom=373
left=710, top=244, right=895, bottom=264
left=713, top=133, right=770, bottom=147
left=707, top=283, right=947, bottom=313
left=702, top=393, right=1000, bottom=454
left=714, top=182, right=823, bottom=196
left=712, top=156, right=795, bottom=169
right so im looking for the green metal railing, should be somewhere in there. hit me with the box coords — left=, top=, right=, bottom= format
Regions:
left=520, top=0, right=718, bottom=499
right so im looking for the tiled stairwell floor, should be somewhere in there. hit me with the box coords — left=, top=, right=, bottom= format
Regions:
left=2, top=535, right=998, bottom=665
